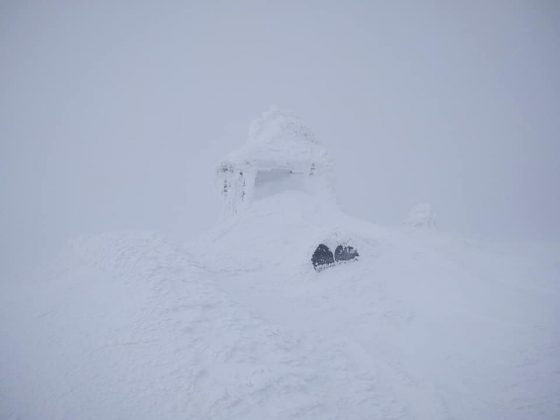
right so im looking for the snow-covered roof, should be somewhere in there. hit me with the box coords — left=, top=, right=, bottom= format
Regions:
left=222, top=106, right=330, bottom=170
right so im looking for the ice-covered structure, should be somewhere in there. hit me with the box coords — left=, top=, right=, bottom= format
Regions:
left=217, top=107, right=334, bottom=216
left=212, top=107, right=361, bottom=271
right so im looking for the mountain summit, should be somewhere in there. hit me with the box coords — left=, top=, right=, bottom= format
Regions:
left=1, top=110, right=559, bottom=420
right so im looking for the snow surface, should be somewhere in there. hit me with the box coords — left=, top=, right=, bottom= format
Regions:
left=1, top=202, right=559, bottom=419
left=1, top=111, right=559, bottom=419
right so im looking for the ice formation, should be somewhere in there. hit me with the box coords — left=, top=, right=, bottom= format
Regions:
left=217, top=106, right=334, bottom=216
left=209, top=107, right=363, bottom=271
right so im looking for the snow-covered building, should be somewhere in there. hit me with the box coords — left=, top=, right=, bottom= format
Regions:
left=217, top=107, right=334, bottom=216
left=213, top=106, right=360, bottom=271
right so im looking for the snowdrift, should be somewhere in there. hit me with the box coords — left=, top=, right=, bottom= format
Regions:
left=2, top=223, right=559, bottom=419
left=2, top=109, right=559, bottom=419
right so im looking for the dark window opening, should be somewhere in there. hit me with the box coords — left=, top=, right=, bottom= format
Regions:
left=312, top=244, right=334, bottom=270
left=312, top=243, right=359, bottom=271
left=335, top=245, right=359, bottom=262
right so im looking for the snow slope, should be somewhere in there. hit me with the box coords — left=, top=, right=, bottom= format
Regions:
left=1, top=199, right=559, bottom=419
left=2, top=111, right=559, bottom=419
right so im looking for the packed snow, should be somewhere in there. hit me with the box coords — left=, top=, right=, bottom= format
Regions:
left=1, top=110, right=559, bottom=419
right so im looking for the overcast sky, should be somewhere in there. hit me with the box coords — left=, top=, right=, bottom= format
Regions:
left=1, top=0, right=559, bottom=278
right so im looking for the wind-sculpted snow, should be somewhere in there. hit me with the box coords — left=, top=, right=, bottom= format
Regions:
left=196, top=191, right=381, bottom=272
left=1, top=227, right=559, bottom=419
left=0, top=231, right=404, bottom=419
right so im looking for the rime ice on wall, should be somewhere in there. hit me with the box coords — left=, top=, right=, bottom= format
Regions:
left=217, top=107, right=334, bottom=216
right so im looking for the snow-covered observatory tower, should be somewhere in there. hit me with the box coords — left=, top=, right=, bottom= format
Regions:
left=217, top=107, right=334, bottom=216
left=211, top=107, right=359, bottom=271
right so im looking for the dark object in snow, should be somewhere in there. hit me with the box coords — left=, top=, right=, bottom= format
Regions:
left=335, top=245, right=359, bottom=262
left=312, top=243, right=360, bottom=271
left=312, top=244, right=335, bottom=270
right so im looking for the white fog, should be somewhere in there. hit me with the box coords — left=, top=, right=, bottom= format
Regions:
left=1, top=1, right=559, bottom=419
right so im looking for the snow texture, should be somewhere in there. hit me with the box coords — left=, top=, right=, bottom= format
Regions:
left=2, top=227, right=559, bottom=420
left=1, top=112, right=559, bottom=420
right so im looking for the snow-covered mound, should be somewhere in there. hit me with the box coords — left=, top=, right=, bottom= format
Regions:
left=2, top=111, right=559, bottom=419
left=2, top=228, right=559, bottom=420
left=196, top=190, right=377, bottom=272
